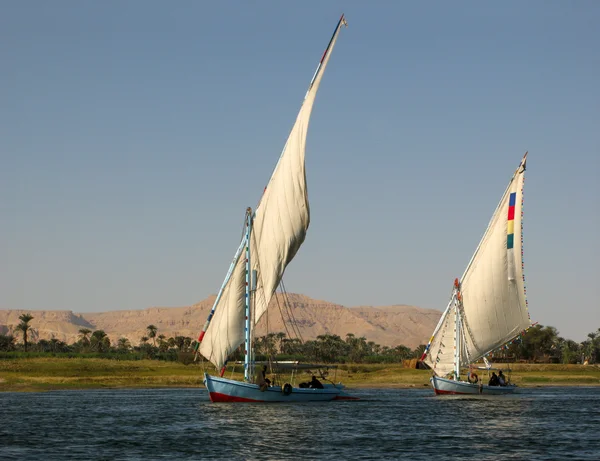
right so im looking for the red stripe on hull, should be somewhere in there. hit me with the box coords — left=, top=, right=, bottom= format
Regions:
left=209, top=391, right=359, bottom=402
left=434, top=388, right=472, bottom=395
left=209, top=392, right=263, bottom=403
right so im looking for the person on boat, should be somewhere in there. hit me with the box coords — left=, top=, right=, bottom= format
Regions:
left=467, top=370, right=479, bottom=384
left=488, top=372, right=500, bottom=386
left=309, top=375, right=324, bottom=389
left=260, top=365, right=271, bottom=387
left=498, top=370, right=506, bottom=386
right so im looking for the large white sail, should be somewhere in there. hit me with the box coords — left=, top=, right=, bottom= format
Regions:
left=459, top=156, right=529, bottom=362
left=250, top=18, right=344, bottom=326
left=199, top=17, right=346, bottom=369
left=425, top=155, right=530, bottom=376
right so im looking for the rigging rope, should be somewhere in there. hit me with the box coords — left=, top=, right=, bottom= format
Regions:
left=247, top=223, right=305, bottom=351
left=280, top=280, right=305, bottom=344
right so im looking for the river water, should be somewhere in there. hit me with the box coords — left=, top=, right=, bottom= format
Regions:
left=1, top=387, right=598, bottom=460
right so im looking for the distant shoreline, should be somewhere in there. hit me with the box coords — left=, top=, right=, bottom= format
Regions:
left=1, top=358, right=599, bottom=392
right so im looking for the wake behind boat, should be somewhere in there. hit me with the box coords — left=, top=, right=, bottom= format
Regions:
left=421, top=153, right=532, bottom=396
left=194, top=15, right=356, bottom=403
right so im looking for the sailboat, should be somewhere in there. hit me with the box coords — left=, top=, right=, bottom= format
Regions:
left=421, top=153, right=531, bottom=395
left=195, top=15, right=356, bottom=402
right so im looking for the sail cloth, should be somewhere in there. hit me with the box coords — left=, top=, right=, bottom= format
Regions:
left=426, top=304, right=458, bottom=378
left=425, top=156, right=530, bottom=377
left=459, top=157, right=529, bottom=363
left=198, top=238, right=248, bottom=370
left=199, top=17, right=346, bottom=370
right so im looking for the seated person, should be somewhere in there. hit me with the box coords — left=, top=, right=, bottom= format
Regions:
left=262, top=366, right=271, bottom=385
left=498, top=370, right=506, bottom=386
left=257, top=365, right=271, bottom=388
left=488, top=372, right=499, bottom=386
left=308, top=375, right=324, bottom=389
left=467, top=370, right=479, bottom=384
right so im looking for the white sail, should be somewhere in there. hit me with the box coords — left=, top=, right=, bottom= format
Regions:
left=425, top=155, right=530, bottom=377
left=250, top=20, right=344, bottom=326
left=199, top=17, right=346, bottom=370
left=459, top=156, right=529, bottom=362
left=426, top=305, right=458, bottom=378
left=198, top=238, right=248, bottom=370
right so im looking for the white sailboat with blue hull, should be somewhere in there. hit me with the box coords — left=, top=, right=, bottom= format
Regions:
left=195, top=15, right=356, bottom=403
left=421, top=153, right=532, bottom=395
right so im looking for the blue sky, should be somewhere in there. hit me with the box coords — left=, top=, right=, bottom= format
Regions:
left=1, top=1, right=598, bottom=342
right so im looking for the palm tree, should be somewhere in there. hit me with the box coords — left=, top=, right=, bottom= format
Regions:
left=174, top=336, right=186, bottom=350
left=117, top=337, right=131, bottom=352
left=78, top=328, right=92, bottom=351
left=15, top=313, right=34, bottom=351
left=281, top=337, right=303, bottom=355
left=263, top=333, right=277, bottom=357
left=414, top=344, right=426, bottom=360
left=392, top=344, right=413, bottom=360
left=275, top=332, right=286, bottom=354
left=316, top=334, right=347, bottom=362
left=90, top=330, right=110, bottom=353
left=586, top=331, right=599, bottom=364
left=157, top=334, right=167, bottom=352
left=146, top=325, right=158, bottom=347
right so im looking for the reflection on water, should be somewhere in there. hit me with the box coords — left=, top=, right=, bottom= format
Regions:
left=0, top=387, right=598, bottom=460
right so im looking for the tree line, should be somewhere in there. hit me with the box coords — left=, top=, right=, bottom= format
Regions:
left=0, top=315, right=197, bottom=362
left=1, top=314, right=599, bottom=365
left=241, top=325, right=600, bottom=365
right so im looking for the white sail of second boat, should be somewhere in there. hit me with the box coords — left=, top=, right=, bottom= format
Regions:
left=423, top=154, right=531, bottom=388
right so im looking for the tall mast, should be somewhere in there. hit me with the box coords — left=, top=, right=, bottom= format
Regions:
left=244, top=208, right=253, bottom=382
left=453, top=279, right=462, bottom=380
left=454, top=294, right=462, bottom=380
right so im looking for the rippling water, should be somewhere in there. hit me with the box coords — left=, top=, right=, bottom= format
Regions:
left=1, top=387, right=599, bottom=460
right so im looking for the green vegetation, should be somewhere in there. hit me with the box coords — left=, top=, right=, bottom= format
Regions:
left=1, top=315, right=599, bottom=392
left=2, top=315, right=599, bottom=366
left=0, top=320, right=198, bottom=363
left=13, top=313, right=34, bottom=352
left=1, top=358, right=598, bottom=392
left=0, top=358, right=206, bottom=392
left=252, top=325, right=600, bottom=366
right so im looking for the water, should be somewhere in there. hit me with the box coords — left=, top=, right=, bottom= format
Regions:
left=1, top=387, right=598, bottom=460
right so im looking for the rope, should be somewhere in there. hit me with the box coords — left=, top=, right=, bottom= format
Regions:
left=280, top=280, right=305, bottom=343
left=273, top=293, right=295, bottom=344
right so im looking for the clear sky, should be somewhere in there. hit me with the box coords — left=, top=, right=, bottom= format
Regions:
left=1, top=1, right=598, bottom=342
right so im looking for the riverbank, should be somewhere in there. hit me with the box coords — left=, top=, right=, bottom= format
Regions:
left=1, top=358, right=599, bottom=392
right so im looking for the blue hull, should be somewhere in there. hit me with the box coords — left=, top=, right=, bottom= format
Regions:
left=204, top=373, right=358, bottom=402
left=431, top=375, right=517, bottom=395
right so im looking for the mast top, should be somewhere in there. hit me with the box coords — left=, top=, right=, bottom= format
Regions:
left=521, top=151, right=528, bottom=171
